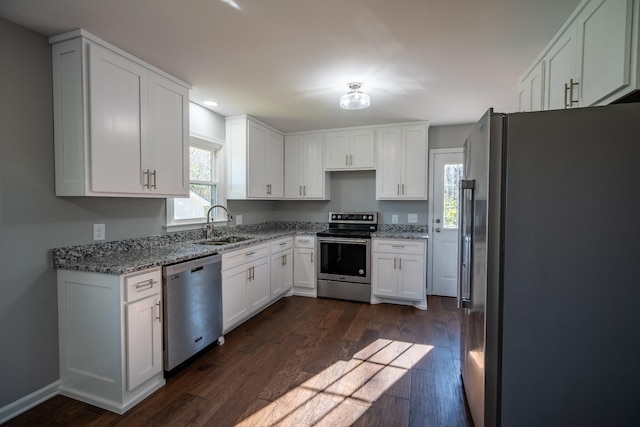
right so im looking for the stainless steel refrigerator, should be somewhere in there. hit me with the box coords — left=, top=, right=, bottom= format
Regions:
left=458, top=104, right=640, bottom=427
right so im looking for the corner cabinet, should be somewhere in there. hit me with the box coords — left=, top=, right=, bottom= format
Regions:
left=226, top=116, right=284, bottom=200
left=520, top=0, right=639, bottom=110
left=57, top=267, right=165, bottom=414
left=324, top=128, right=375, bottom=170
left=50, top=29, right=190, bottom=197
left=371, top=239, right=427, bottom=310
left=376, top=124, right=429, bottom=200
left=284, top=133, right=330, bottom=199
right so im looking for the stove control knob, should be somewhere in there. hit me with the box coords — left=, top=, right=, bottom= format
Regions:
left=368, top=215, right=373, bottom=220
left=331, top=214, right=336, bottom=220
left=337, top=215, right=341, bottom=219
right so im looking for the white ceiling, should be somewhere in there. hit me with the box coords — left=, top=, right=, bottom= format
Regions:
left=0, top=0, right=582, bottom=132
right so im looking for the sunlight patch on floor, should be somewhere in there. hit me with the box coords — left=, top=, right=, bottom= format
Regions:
left=236, top=339, right=433, bottom=426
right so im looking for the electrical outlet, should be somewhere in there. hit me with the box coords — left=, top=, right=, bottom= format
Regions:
left=408, top=213, right=418, bottom=223
left=93, top=224, right=105, bottom=241
left=392, top=215, right=398, bottom=224
left=235, top=214, right=243, bottom=225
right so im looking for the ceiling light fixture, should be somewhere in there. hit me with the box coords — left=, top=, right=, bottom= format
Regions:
left=204, top=100, right=219, bottom=107
left=340, top=83, right=370, bottom=110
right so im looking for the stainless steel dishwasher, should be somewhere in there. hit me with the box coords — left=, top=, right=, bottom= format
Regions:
left=162, top=254, right=223, bottom=372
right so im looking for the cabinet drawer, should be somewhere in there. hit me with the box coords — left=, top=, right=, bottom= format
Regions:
left=222, top=243, right=270, bottom=271
left=124, top=268, right=161, bottom=302
left=270, top=237, right=293, bottom=253
left=373, top=239, right=425, bottom=254
left=295, top=236, right=315, bottom=248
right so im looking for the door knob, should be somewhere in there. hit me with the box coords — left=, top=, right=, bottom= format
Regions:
left=435, top=227, right=441, bottom=233
left=435, top=218, right=441, bottom=224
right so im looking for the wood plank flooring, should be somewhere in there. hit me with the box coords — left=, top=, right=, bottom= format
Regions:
left=5, top=296, right=472, bottom=427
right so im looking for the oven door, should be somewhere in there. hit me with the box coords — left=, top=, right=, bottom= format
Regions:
left=317, top=237, right=371, bottom=284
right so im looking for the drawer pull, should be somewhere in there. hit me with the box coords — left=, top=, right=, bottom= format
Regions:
left=135, top=279, right=155, bottom=292
left=280, top=242, right=288, bottom=246
left=392, top=245, right=405, bottom=249
left=245, top=251, right=256, bottom=256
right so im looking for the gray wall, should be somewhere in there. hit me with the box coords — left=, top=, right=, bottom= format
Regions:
left=0, top=16, right=472, bottom=409
left=0, top=18, right=168, bottom=407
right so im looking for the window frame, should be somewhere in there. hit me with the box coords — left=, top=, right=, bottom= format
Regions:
left=165, top=134, right=226, bottom=231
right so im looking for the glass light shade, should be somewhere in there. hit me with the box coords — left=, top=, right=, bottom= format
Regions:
left=340, top=91, right=370, bottom=110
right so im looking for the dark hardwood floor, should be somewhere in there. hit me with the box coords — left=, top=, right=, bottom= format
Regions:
left=6, top=296, right=472, bottom=427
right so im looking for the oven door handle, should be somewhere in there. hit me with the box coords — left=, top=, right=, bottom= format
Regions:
left=318, top=238, right=369, bottom=244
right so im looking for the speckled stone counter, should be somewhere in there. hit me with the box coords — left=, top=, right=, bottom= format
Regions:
left=372, top=224, right=429, bottom=240
left=52, top=221, right=326, bottom=275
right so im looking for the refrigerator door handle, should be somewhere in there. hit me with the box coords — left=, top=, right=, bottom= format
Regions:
left=458, top=179, right=475, bottom=308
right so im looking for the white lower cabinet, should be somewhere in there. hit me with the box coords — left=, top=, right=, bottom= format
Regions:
left=57, top=267, right=165, bottom=414
left=293, top=236, right=316, bottom=297
left=270, top=238, right=294, bottom=298
left=371, top=238, right=427, bottom=310
left=221, top=243, right=271, bottom=333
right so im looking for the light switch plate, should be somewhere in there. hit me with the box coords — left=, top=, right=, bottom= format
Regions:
left=93, top=224, right=105, bottom=241
left=408, top=214, right=418, bottom=223
left=392, top=215, right=398, bottom=224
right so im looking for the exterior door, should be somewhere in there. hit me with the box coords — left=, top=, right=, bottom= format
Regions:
left=428, top=149, right=464, bottom=296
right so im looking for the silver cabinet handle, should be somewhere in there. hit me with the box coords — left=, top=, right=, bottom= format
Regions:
left=143, top=169, right=150, bottom=189
left=303, top=186, right=306, bottom=196
left=135, top=279, right=156, bottom=291
left=299, top=186, right=302, bottom=196
left=391, top=244, right=404, bottom=249
left=402, top=183, right=404, bottom=195
left=394, top=257, right=397, bottom=269
left=564, top=78, right=579, bottom=108
left=155, top=300, right=162, bottom=322
left=310, top=252, right=313, bottom=263
left=280, top=241, right=287, bottom=246
left=399, top=257, right=402, bottom=270
left=346, top=154, right=349, bottom=166
left=245, top=251, right=256, bottom=257
left=397, top=184, right=400, bottom=195
left=151, top=170, right=157, bottom=189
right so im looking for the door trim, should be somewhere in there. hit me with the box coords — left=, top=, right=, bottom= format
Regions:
left=427, top=148, right=464, bottom=295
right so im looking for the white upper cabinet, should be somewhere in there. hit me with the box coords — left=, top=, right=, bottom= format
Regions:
left=521, top=0, right=638, bottom=111
left=226, top=116, right=284, bottom=200
left=50, top=29, right=189, bottom=197
left=376, top=124, right=428, bottom=200
left=284, top=133, right=329, bottom=199
left=517, top=61, right=545, bottom=112
left=324, top=128, right=375, bottom=170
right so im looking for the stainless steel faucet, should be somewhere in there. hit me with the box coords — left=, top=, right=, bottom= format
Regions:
left=206, top=205, right=233, bottom=239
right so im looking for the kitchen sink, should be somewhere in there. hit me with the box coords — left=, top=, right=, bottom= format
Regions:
left=198, top=236, right=252, bottom=246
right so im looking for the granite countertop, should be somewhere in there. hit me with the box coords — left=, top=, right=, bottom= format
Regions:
left=52, top=221, right=428, bottom=275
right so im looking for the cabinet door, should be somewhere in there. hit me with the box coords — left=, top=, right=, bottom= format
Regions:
left=302, top=133, right=325, bottom=198
left=518, top=61, right=545, bottom=112
left=266, top=130, right=284, bottom=198
left=372, top=253, right=398, bottom=297
left=577, top=0, right=633, bottom=106
left=544, top=22, right=578, bottom=110
left=402, top=125, right=428, bottom=199
left=284, top=135, right=304, bottom=199
left=126, top=295, right=162, bottom=391
left=247, top=120, right=268, bottom=198
left=248, top=258, right=271, bottom=312
left=222, top=264, right=249, bottom=331
left=146, top=73, right=189, bottom=196
left=397, top=254, right=425, bottom=301
left=350, top=128, right=375, bottom=169
left=294, top=247, right=316, bottom=288
left=324, top=131, right=351, bottom=169
left=376, top=127, right=403, bottom=199
left=272, top=249, right=294, bottom=298
left=89, top=43, right=146, bottom=194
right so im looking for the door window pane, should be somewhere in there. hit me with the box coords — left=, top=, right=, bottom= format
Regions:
left=444, top=163, right=463, bottom=229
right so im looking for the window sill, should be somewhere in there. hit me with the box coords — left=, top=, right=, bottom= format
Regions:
left=164, top=219, right=228, bottom=233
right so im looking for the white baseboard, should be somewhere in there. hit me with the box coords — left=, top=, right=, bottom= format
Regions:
left=0, top=381, right=60, bottom=424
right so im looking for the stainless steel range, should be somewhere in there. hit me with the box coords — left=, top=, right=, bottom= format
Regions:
left=317, top=211, right=378, bottom=303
